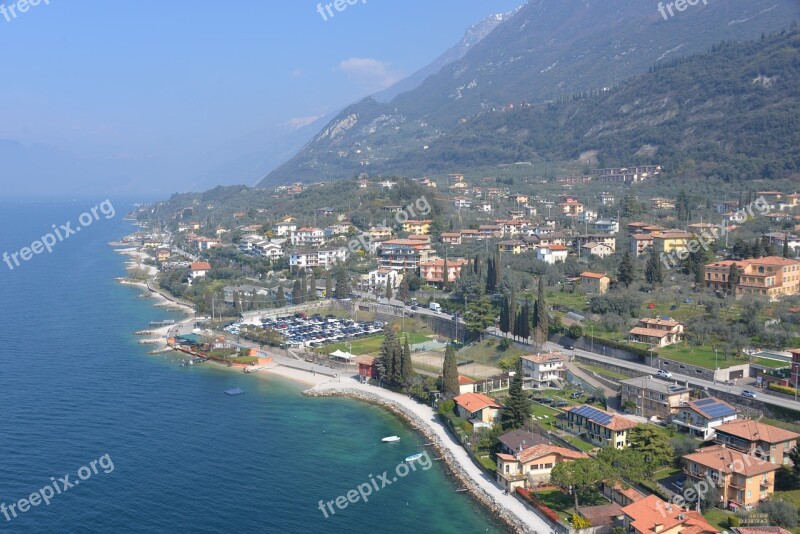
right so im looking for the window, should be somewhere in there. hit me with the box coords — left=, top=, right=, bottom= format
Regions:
left=747, top=490, right=752, bottom=498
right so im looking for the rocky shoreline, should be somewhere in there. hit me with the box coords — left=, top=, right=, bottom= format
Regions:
left=304, top=386, right=533, bottom=534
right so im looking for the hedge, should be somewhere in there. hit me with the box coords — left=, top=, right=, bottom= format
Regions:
left=769, top=383, right=799, bottom=396
left=516, top=488, right=562, bottom=525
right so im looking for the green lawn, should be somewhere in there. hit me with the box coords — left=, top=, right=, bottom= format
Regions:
left=323, top=332, right=431, bottom=355
left=703, top=507, right=733, bottom=531
left=535, top=488, right=608, bottom=522
left=657, top=344, right=787, bottom=369
left=577, top=363, right=628, bottom=381
left=460, top=338, right=525, bottom=368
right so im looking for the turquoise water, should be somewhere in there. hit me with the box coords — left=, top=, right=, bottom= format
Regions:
left=0, top=201, right=503, bottom=533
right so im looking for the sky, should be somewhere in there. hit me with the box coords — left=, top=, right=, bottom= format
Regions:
left=0, top=0, right=524, bottom=198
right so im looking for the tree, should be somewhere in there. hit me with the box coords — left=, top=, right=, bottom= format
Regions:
left=442, top=255, right=449, bottom=289
left=520, top=299, right=531, bottom=342
left=789, top=444, right=800, bottom=477
left=385, top=281, right=393, bottom=300
left=628, top=425, right=673, bottom=474
left=276, top=284, right=285, bottom=308
left=378, top=326, right=401, bottom=386
left=308, top=274, right=317, bottom=301
left=533, top=278, right=548, bottom=345
left=400, top=338, right=414, bottom=388
left=566, top=324, right=583, bottom=339
left=550, top=458, right=609, bottom=509
left=728, top=263, right=741, bottom=291
left=501, top=357, right=530, bottom=430
left=758, top=499, right=799, bottom=528
left=325, top=271, right=332, bottom=298
left=486, top=256, right=497, bottom=293
left=618, top=251, right=635, bottom=287
left=684, top=479, right=720, bottom=512
left=398, top=277, right=410, bottom=302
left=334, top=264, right=350, bottom=299
left=442, top=343, right=459, bottom=399
left=292, top=279, right=302, bottom=303
left=464, top=296, right=496, bottom=340
left=784, top=235, right=791, bottom=258
left=645, top=251, right=665, bottom=285
left=595, top=447, right=646, bottom=484
left=499, top=296, right=511, bottom=336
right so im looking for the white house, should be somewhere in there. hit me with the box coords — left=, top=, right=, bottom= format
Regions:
left=581, top=241, right=615, bottom=259
left=671, top=397, right=738, bottom=440
left=521, top=353, right=565, bottom=387
left=289, top=248, right=347, bottom=272
left=592, top=219, right=620, bottom=235
left=535, top=245, right=568, bottom=264
left=273, top=223, right=297, bottom=237
left=256, top=241, right=284, bottom=260
left=367, top=267, right=402, bottom=291
left=291, top=227, right=325, bottom=246
left=190, top=261, right=211, bottom=278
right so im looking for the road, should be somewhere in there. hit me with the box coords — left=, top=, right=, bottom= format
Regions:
left=545, top=341, right=800, bottom=414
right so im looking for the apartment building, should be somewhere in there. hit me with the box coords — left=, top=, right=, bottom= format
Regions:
left=628, top=317, right=684, bottom=347
left=621, top=494, right=718, bottom=534
left=704, top=256, right=800, bottom=300
left=561, top=405, right=638, bottom=449
left=378, top=239, right=433, bottom=271
left=521, top=352, right=565, bottom=388
left=290, top=227, right=325, bottom=246
left=419, top=258, right=470, bottom=287
left=683, top=445, right=779, bottom=510
left=620, top=376, right=689, bottom=420
left=671, top=397, right=738, bottom=440
left=402, top=220, right=432, bottom=236
left=496, top=445, right=588, bottom=491
left=713, top=420, right=800, bottom=466
left=289, top=248, right=347, bottom=272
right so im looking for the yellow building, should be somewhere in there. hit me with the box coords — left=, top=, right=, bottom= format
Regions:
left=402, top=220, right=432, bottom=236
left=561, top=405, right=638, bottom=449
left=496, top=444, right=588, bottom=490
left=579, top=272, right=610, bottom=294
left=497, top=240, right=525, bottom=255
left=683, top=445, right=779, bottom=510
left=652, top=229, right=693, bottom=255
left=621, top=494, right=718, bottom=534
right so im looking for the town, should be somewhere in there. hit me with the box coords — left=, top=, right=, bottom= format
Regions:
left=122, top=167, right=800, bottom=534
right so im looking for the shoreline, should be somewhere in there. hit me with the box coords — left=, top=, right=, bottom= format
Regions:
left=112, top=242, right=538, bottom=533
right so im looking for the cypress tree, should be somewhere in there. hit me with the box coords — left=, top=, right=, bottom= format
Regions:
left=784, top=235, right=790, bottom=258
left=398, top=277, right=410, bottom=302
left=499, top=296, right=511, bottom=336
left=400, top=338, right=413, bottom=388
left=378, top=326, right=398, bottom=385
left=618, top=250, right=635, bottom=287
left=442, top=343, right=459, bottom=399
left=325, top=271, right=332, bottom=298
left=728, top=263, right=741, bottom=291
left=309, top=274, right=317, bottom=301
left=501, top=357, right=530, bottom=430
left=521, top=299, right=531, bottom=342
left=645, top=251, right=665, bottom=285
left=276, top=284, right=285, bottom=308
left=534, top=278, right=548, bottom=344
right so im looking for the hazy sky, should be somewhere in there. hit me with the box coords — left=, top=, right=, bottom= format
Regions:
left=0, top=0, right=523, bottom=198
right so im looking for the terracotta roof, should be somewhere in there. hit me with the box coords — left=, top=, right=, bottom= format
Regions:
left=521, top=352, right=565, bottom=364
left=453, top=392, right=502, bottom=413
left=458, top=376, right=476, bottom=385
left=622, top=494, right=718, bottom=534
left=629, top=327, right=672, bottom=338
left=566, top=405, right=638, bottom=431
left=683, top=445, right=780, bottom=477
left=580, top=272, right=609, bottom=279
left=714, top=419, right=800, bottom=444
left=191, top=262, right=211, bottom=270
left=354, top=355, right=376, bottom=366
left=612, top=482, right=647, bottom=503
left=516, top=444, right=588, bottom=463
left=639, top=317, right=681, bottom=328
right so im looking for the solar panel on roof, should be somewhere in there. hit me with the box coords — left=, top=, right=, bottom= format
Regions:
left=574, top=405, right=612, bottom=425
left=694, top=398, right=716, bottom=406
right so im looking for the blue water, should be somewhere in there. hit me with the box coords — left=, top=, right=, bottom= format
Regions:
left=0, top=200, right=503, bottom=533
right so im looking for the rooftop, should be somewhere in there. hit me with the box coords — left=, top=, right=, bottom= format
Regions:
left=714, top=419, right=800, bottom=444
left=621, top=377, right=689, bottom=395
left=566, top=405, right=638, bottom=431
left=683, top=445, right=780, bottom=476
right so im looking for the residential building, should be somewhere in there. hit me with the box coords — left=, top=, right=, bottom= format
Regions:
left=620, top=376, right=689, bottom=420
left=652, top=229, right=694, bottom=256
left=378, top=239, right=433, bottom=271
left=223, top=285, right=267, bottom=305
left=601, top=192, right=615, bottom=206
left=561, top=405, right=638, bottom=449
left=476, top=201, right=493, bottom=212
left=290, top=227, right=325, bottom=246
left=683, top=445, right=779, bottom=510
left=581, top=241, right=614, bottom=258
left=574, top=234, right=616, bottom=252
left=190, top=261, right=211, bottom=278
left=578, top=209, right=598, bottom=223
left=628, top=317, right=685, bottom=347
left=592, top=219, right=620, bottom=235
left=521, top=352, right=565, bottom=387
left=621, top=494, right=718, bottom=534
left=498, top=240, right=526, bottom=255
left=453, top=196, right=472, bottom=209
left=510, top=194, right=528, bottom=205
left=593, top=165, right=662, bottom=183
left=316, top=207, right=334, bottom=217
left=156, top=249, right=171, bottom=262
left=453, top=393, right=502, bottom=425
left=402, top=220, right=432, bottom=236
left=458, top=376, right=477, bottom=395
left=559, top=199, right=584, bottom=217
left=535, top=245, right=568, bottom=264
left=579, top=272, right=610, bottom=295
left=497, top=429, right=549, bottom=456
left=763, top=233, right=800, bottom=256
left=366, top=267, right=401, bottom=291
left=448, top=173, right=465, bottom=185
left=496, top=444, right=588, bottom=490
left=672, top=397, right=739, bottom=440
left=650, top=197, right=676, bottom=210
left=704, top=257, right=800, bottom=299
left=630, top=233, right=655, bottom=257
left=713, top=420, right=800, bottom=466
left=289, top=248, right=347, bottom=272
left=440, top=232, right=462, bottom=245
left=273, top=223, right=297, bottom=237
left=419, top=258, right=470, bottom=287
left=367, top=226, right=393, bottom=241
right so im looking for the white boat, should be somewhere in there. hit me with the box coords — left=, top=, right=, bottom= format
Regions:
left=381, top=436, right=400, bottom=443
left=405, top=453, right=424, bottom=462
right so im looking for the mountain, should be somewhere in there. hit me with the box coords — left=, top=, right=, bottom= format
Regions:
left=373, top=11, right=518, bottom=103
left=261, top=0, right=800, bottom=187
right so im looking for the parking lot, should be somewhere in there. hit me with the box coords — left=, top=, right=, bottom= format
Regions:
left=225, top=313, right=383, bottom=348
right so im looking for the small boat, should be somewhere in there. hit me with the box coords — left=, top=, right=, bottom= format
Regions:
left=225, top=387, right=244, bottom=396
left=382, top=436, right=400, bottom=443
left=405, top=453, right=424, bottom=463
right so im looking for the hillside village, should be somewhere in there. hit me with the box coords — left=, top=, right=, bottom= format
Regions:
left=125, top=167, right=800, bottom=534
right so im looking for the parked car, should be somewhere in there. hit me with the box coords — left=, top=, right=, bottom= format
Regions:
left=563, top=344, right=574, bottom=350
left=585, top=397, right=597, bottom=404
left=410, top=305, right=418, bottom=310
left=570, top=392, right=582, bottom=399
left=742, top=390, right=758, bottom=399
left=656, top=369, right=673, bottom=378
left=553, top=400, right=568, bottom=407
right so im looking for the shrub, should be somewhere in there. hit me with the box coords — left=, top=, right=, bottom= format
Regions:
left=566, top=324, right=584, bottom=339
left=572, top=513, right=592, bottom=529
left=438, top=399, right=455, bottom=416
left=769, top=383, right=799, bottom=396
left=499, top=337, right=512, bottom=350
left=728, top=516, right=741, bottom=528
